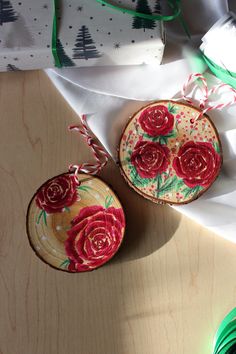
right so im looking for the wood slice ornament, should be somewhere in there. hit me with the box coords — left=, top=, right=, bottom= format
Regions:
left=119, top=99, right=223, bottom=205
left=27, top=173, right=125, bottom=272
left=27, top=117, right=125, bottom=273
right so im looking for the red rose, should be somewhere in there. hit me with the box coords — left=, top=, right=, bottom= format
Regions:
left=36, top=174, right=78, bottom=214
left=131, top=140, right=170, bottom=178
left=173, top=141, right=221, bottom=188
left=139, top=105, right=174, bottom=136
left=65, top=206, right=125, bottom=272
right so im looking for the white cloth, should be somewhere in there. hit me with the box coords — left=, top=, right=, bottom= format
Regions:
left=46, top=69, right=236, bottom=242
left=45, top=0, right=236, bottom=242
left=50, top=59, right=195, bottom=101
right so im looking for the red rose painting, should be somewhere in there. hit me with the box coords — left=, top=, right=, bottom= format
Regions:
left=139, top=105, right=174, bottom=136
left=173, top=141, right=221, bottom=188
left=131, top=140, right=169, bottom=179
left=65, top=206, right=125, bottom=272
left=36, top=174, right=78, bottom=214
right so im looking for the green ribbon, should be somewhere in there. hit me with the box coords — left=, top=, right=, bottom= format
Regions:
left=52, top=0, right=62, bottom=68
left=52, top=0, right=190, bottom=68
left=203, top=54, right=236, bottom=90
left=95, top=0, right=191, bottom=38
left=95, top=0, right=181, bottom=22
left=213, top=308, right=236, bottom=354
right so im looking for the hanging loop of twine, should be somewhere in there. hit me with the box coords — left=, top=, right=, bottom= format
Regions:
left=181, top=73, right=236, bottom=121
left=68, top=115, right=109, bottom=183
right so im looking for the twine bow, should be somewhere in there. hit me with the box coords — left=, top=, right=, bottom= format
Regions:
left=68, top=115, right=109, bottom=181
left=181, top=73, right=236, bottom=121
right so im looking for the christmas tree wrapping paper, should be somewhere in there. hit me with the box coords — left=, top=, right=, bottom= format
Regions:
left=0, top=0, right=165, bottom=72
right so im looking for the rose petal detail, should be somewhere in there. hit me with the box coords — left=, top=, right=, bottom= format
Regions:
left=131, top=141, right=170, bottom=179
left=139, top=105, right=174, bottom=137
left=36, top=174, right=79, bottom=214
left=65, top=206, right=125, bottom=272
left=71, top=205, right=105, bottom=226
left=173, top=141, right=221, bottom=188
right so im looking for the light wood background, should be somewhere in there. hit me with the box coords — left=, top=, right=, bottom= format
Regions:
left=0, top=70, right=236, bottom=354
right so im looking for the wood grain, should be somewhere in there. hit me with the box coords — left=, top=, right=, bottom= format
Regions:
left=0, top=70, right=236, bottom=354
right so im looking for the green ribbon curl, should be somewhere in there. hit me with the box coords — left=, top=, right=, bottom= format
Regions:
left=203, top=54, right=236, bottom=90
left=52, top=0, right=190, bottom=68
left=213, top=308, right=236, bottom=354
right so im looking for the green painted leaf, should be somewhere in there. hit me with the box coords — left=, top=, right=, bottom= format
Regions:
left=143, top=129, right=177, bottom=145
left=173, top=108, right=179, bottom=114
left=157, top=176, right=178, bottom=196
left=213, top=142, right=221, bottom=154
left=152, top=137, right=161, bottom=142
left=43, top=210, right=47, bottom=226
left=60, top=259, right=70, bottom=269
left=37, top=210, right=44, bottom=225
left=175, top=178, right=186, bottom=190
left=143, top=133, right=156, bottom=140
left=181, top=187, right=194, bottom=199
left=155, top=173, right=205, bottom=200
left=142, top=133, right=160, bottom=142
left=105, top=195, right=114, bottom=209
left=130, top=165, right=151, bottom=187
left=156, top=176, right=187, bottom=197
left=159, top=136, right=168, bottom=145
left=77, top=185, right=92, bottom=192
left=195, top=185, right=204, bottom=194
left=64, top=206, right=70, bottom=212
left=167, top=103, right=179, bottom=114
left=162, top=175, right=178, bottom=189
left=182, top=185, right=204, bottom=199
left=156, top=174, right=163, bottom=191
left=164, top=130, right=177, bottom=138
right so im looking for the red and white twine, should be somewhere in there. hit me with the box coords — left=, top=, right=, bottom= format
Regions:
left=68, top=115, right=109, bottom=180
left=181, top=72, right=236, bottom=121
left=68, top=73, right=236, bottom=182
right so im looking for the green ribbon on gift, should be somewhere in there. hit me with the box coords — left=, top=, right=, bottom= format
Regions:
left=52, top=0, right=62, bottom=68
left=202, top=54, right=236, bottom=90
left=95, top=0, right=181, bottom=22
left=213, top=308, right=236, bottom=354
left=52, top=0, right=190, bottom=68
left=95, top=0, right=191, bottom=39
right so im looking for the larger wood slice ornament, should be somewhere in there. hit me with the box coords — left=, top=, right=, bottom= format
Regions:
left=119, top=98, right=223, bottom=205
left=27, top=117, right=125, bottom=272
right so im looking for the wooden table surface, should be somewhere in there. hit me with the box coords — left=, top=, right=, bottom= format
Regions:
left=0, top=70, right=236, bottom=354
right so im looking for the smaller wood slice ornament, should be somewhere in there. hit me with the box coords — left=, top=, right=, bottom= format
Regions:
left=27, top=173, right=125, bottom=272
left=119, top=100, right=222, bottom=205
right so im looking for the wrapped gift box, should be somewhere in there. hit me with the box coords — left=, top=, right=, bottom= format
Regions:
left=0, top=0, right=165, bottom=71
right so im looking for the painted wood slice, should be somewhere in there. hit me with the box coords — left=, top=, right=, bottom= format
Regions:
left=119, top=100, right=222, bottom=205
left=27, top=173, right=125, bottom=272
